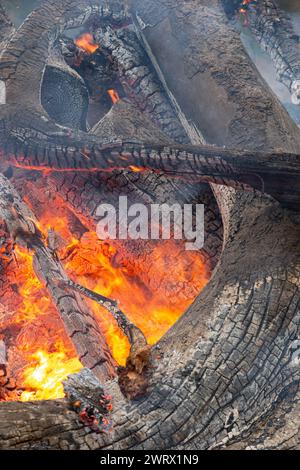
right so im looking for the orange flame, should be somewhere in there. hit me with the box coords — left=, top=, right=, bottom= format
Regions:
left=107, top=89, right=120, bottom=105
left=129, top=165, right=144, bottom=173
left=13, top=246, right=51, bottom=324
left=74, top=33, right=99, bottom=54
left=5, top=197, right=209, bottom=401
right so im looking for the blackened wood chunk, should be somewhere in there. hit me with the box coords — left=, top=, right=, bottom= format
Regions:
left=63, top=369, right=113, bottom=433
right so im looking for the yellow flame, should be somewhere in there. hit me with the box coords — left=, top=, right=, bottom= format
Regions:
left=20, top=350, right=82, bottom=401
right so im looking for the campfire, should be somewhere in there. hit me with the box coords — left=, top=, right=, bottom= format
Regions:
left=1, top=0, right=300, bottom=452
left=0, top=175, right=209, bottom=402
left=0, top=22, right=213, bottom=403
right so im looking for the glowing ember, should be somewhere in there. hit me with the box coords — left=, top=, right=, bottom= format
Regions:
left=129, top=165, right=144, bottom=173
left=74, top=33, right=99, bottom=54
left=107, top=89, right=120, bottom=104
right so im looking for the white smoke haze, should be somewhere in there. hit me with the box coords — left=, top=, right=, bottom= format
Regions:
left=3, top=0, right=300, bottom=124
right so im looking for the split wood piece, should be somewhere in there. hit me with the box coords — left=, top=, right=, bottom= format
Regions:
left=0, top=173, right=116, bottom=381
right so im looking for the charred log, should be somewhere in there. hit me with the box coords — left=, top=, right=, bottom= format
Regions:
left=91, top=24, right=189, bottom=143
left=3, top=138, right=300, bottom=210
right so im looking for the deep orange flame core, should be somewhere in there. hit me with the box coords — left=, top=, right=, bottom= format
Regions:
left=6, top=205, right=209, bottom=401
left=74, top=33, right=99, bottom=54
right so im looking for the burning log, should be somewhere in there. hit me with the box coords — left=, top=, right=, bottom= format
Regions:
left=4, top=138, right=300, bottom=210
left=0, top=173, right=116, bottom=381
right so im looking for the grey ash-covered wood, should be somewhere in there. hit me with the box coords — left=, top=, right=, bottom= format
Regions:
left=241, top=0, right=300, bottom=101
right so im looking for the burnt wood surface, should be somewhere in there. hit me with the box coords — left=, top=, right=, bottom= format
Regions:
left=0, top=0, right=300, bottom=450
left=243, top=0, right=300, bottom=100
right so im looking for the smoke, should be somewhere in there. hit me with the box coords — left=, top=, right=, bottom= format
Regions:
left=1, top=0, right=41, bottom=27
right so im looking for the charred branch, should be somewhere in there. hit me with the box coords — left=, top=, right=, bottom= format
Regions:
left=58, top=279, right=152, bottom=400
left=59, top=279, right=147, bottom=351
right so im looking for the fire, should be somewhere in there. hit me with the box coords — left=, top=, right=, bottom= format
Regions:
left=129, top=166, right=144, bottom=173
left=5, top=246, right=82, bottom=401
left=13, top=246, right=51, bottom=324
left=20, top=348, right=81, bottom=402
left=74, top=33, right=99, bottom=54
left=59, top=232, right=209, bottom=365
left=107, top=89, right=120, bottom=104
left=4, top=195, right=209, bottom=401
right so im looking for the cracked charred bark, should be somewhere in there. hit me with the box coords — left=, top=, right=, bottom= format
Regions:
left=237, top=0, right=300, bottom=103
left=0, top=0, right=300, bottom=450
